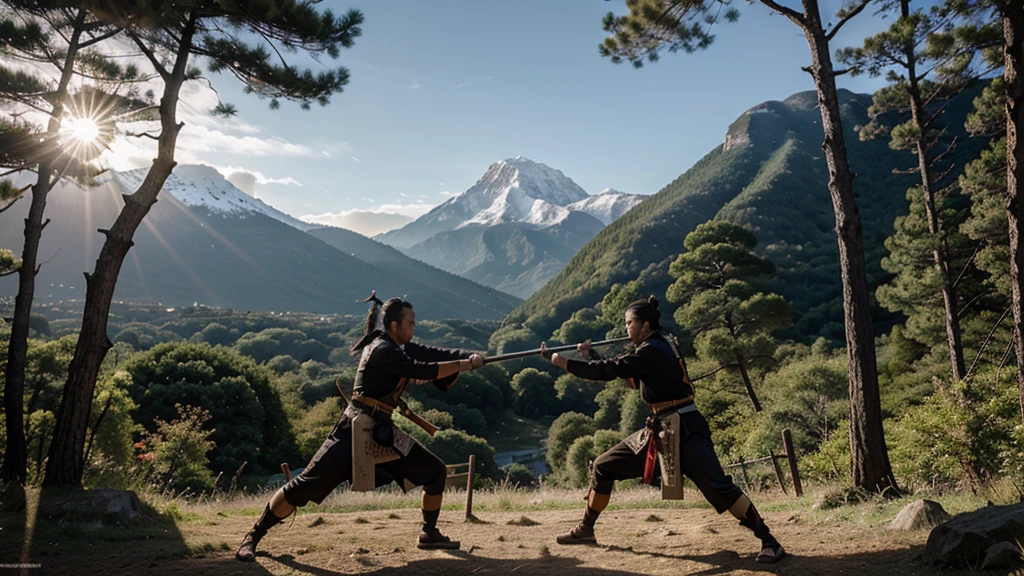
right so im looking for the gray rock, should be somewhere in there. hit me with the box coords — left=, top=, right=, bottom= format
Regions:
left=923, top=502, right=1024, bottom=567
left=887, top=499, right=951, bottom=531
left=60, top=489, right=144, bottom=523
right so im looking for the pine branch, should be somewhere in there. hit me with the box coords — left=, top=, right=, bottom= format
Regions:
left=0, top=168, right=34, bottom=179
left=996, top=338, right=1014, bottom=389
left=254, top=26, right=289, bottom=69
left=891, top=165, right=920, bottom=175
left=127, top=30, right=170, bottom=80
left=79, top=27, right=122, bottom=49
left=0, top=184, right=29, bottom=215
left=692, top=362, right=741, bottom=382
left=952, top=240, right=984, bottom=291
left=758, top=0, right=806, bottom=27
left=826, top=0, right=871, bottom=42
left=933, top=163, right=957, bottom=184
left=964, top=305, right=1011, bottom=382
left=930, top=135, right=959, bottom=167
left=0, top=94, right=53, bottom=115
left=124, top=130, right=160, bottom=141
left=957, top=288, right=993, bottom=319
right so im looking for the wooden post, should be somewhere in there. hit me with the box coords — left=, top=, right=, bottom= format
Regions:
left=738, top=455, right=751, bottom=491
left=782, top=429, right=803, bottom=497
left=769, top=449, right=788, bottom=495
left=465, top=455, right=476, bottom=520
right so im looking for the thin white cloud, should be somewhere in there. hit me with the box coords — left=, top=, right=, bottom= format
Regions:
left=301, top=197, right=437, bottom=236
left=485, top=74, right=501, bottom=81
left=216, top=165, right=302, bottom=187
left=177, top=123, right=322, bottom=157
left=352, top=156, right=361, bottom=162
left=408, top=79, right=421, bottom=89
left=375, top=201, right=435, bottom=218
left=300, top=210, right=414, bottom=236
left=456, top=82, right=470, bottom=89
left=211, top=165, right=302, bottom=197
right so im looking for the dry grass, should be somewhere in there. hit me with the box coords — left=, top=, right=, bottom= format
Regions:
left=150, top=479, right=1000, bottom=528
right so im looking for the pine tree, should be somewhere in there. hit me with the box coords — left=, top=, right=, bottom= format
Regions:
left=600, top=0, right=898, bottom=492
left=952, top=0, right=1024, bottom=417
left=43, top=0, right=364, bottom=488
left=0, top=0, right=143, bottom=485
left=838, top=0, right=996, bottom=382
left=666, top=220, right=791, bottom=412
left=986, top=0, right=1024, bottom=421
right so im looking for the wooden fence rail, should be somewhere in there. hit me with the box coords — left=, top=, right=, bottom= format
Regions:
left=721, top=429, right=803, bottom=497
left=446, top=454, right=477, bottom=520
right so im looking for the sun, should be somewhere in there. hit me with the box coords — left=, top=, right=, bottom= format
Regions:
left=65, top=115, right=100, bottom=145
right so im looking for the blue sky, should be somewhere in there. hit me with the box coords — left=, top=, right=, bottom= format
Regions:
left=110, top=0, right=904, bottom=235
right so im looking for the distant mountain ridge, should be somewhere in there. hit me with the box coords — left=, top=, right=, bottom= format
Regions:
left=0, top=165, right=520, bottom=320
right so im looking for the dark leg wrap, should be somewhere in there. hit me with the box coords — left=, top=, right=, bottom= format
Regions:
left=422, top=508, right=440, bottom=531
left=236, top=504, right=288, bottom=562
left=739, top=503, right=778, bottom=547
left=582, top=506, right=601, bottom=528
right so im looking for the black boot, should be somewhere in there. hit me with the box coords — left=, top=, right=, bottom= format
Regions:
left=556, top=505, right=600, bottom=545
left=235, top=504, right=287, bottom=562
left=556, top=522, right=597, bottom=545
left=417, top=507, right=460, bottom=550
left=739, top=503, right=786, bottom=564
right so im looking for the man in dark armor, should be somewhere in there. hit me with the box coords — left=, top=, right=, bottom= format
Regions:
left=542, top=295, right=786, bottom=564
left=235, top=294, right=485, bottom=561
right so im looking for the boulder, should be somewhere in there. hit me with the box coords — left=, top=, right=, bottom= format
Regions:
left=923, top=502, right=1024, bottom=567
left=59, top=489, right=144, bottom=524
left=887, top=499, right=951, bottom=531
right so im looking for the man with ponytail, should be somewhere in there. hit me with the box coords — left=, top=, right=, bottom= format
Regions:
left=236, top=292, right=485, bottom=561
left=541, top=295, right=785, bottom=563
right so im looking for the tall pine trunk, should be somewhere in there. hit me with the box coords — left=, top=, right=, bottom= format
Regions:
left=43, top=15, right=197, bottom=488
left=999, top=2, right=1024, bottom=422
left=798, top=0, right=897, bottom=493
left=902, top=0, right=966, bottom=382
left=1, top=9, right=87, bottom=485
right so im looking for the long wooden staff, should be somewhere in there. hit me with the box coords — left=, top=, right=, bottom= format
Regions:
left=483, top=337, right=631, bottom=364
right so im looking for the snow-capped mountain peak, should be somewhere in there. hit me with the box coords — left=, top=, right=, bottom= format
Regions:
left=377, top=157, right=643, bottom=248
left=470, top=157, right=589, bottom=206
left=451, top=157, right=589, bottom=228
left=113, top=164, right=316, bottom=231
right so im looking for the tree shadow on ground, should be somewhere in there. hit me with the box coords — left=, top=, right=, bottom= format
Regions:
left=259, top=545, right=992, bottom=576
left=0, top=485, right=275, bottom=576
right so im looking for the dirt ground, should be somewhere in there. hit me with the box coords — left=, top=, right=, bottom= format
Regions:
left=0, top=505, right=1003, bottom=576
